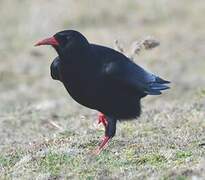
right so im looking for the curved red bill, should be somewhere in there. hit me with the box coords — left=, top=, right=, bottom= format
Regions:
left=35, top=37, right=59, bottom=46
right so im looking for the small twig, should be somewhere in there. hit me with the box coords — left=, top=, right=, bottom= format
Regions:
left=114, top=36, right=160, bottom=60
left=130, top=36, right=160, bottom=59
left=49, top=120, right=64, bottom=131
left=114, top=39, right=125, bottom=53
left=143, top=37, right=160, bottom=50
left=199, top=143, right=205, bottom=147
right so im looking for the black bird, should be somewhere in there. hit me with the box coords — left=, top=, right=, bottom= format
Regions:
left=35, top=30, right=170, bottom=154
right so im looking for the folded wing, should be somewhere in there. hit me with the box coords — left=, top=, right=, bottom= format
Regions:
left=101, top=54, right=170, bottom=96
left=50, top=56, right=61, bottom=81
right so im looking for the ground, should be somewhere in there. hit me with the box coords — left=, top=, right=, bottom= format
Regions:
left=0, top=0, right=205, bottom=179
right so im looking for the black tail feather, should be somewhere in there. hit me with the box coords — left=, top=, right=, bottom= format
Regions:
left=146, top=78, right=170, bottom=95
left=155, top=77, right=170, bottom=84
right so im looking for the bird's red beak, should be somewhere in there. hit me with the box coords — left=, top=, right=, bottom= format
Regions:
left=35, top=37, right=59, bottom=46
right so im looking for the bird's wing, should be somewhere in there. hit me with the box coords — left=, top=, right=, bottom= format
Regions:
left=104, top=60, right=170, bottom=95
left=50, top=56, right=61, bottom=81
left=92, top=45, right=170, bottom=96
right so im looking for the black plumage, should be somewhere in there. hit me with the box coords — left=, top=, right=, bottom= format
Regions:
left=36, top=30, right=170, bottom=154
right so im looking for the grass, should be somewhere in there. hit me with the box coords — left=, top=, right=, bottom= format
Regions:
left=0, top=0, right=205, bottom=179
left=175, top=151, right=193, bottom=159
left=0, top=153, right=21, bottom=169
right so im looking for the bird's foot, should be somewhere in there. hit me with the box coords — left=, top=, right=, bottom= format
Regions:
left=93, top=136, right=111, bottom=155
left=98, top=112, right=108, bottom=128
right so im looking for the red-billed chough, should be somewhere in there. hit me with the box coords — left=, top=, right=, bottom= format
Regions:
left=35, top=30, right=170, bottom=154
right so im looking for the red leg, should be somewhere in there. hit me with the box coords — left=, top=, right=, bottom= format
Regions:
left=92, top=113, right=110, bottom=155
left=93, top=113, right=116, bottom=155
left=93, top=136, right=110, bottom=155
left=98, top=112, right=108, bottom=128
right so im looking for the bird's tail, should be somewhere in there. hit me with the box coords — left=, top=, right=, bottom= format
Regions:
left=147, top=77, right=170, bottom=95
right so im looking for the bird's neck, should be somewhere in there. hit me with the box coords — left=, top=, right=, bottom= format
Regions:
left=58, top=45, right=90, bottom=64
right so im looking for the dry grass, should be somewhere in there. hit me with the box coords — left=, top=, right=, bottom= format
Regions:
left=0, top=0, right=205, bottom=179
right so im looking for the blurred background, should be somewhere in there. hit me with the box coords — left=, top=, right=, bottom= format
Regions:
left=0, top=0, right=205, bottom=179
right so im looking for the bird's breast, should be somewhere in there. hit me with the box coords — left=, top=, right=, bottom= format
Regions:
left=60, top=65, right=100, bottom=109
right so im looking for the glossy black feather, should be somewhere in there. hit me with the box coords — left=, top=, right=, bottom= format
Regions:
left=50, top=30, right=170, bottom=120
left=50, top=57, right=60, bottom=81
left=90, top=44, right=170, bottom=96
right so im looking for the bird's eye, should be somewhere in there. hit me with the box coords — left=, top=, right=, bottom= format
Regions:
left=57, top=34, right=71, bottom=47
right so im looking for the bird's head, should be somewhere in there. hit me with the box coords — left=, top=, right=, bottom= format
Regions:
left=35, top=30, right=89, bottom=56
